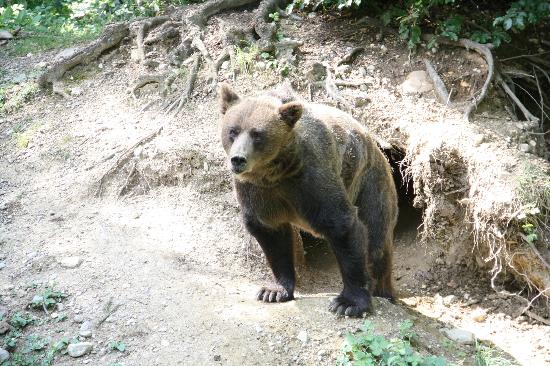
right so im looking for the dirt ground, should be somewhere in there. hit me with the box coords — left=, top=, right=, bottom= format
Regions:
left=1, top=10, right=550, bottom=366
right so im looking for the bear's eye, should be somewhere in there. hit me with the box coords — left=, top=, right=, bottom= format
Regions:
left=249, top=129, right=265, bottom=142
left=228, top=127, right=239, bottom=141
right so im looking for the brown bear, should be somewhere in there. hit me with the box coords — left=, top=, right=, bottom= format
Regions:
left=218, top=83, right=398, bottom=317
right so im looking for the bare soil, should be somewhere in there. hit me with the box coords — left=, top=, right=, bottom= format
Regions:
left=1, top=10, right=549, bottom=366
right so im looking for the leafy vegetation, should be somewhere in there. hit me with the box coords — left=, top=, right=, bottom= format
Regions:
left=108, top=340, right=127, bottom=352
left=337, top=320, right=448, bottom=366
left=30, top=288, right=68, bottom=312
left=292, top=0, right=550, bottom=49
left=475, top=341, right=514, bottom=366
left=0, top=1, right=188, bottom=55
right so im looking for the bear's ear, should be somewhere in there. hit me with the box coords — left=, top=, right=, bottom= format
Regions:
left=278, top=101, right=303, bottom=128
left=218, top=83, right=240, bottom=114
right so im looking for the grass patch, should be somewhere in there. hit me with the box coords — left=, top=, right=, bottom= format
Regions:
left=0, top=81, right=39, bottom=115
left=12, top=120, right=42, bottom=150
left=233, top=44, right=260, bottom=74
left=337, top=320, right=448, bottom=366
left=475, top=341, right=516, bottom=366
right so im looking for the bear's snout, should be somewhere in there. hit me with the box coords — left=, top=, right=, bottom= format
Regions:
left=230, top=155, right=248, bottom=174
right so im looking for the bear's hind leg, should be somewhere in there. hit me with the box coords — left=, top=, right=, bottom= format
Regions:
left=356, top=169, right=397, bottom=301
left=244, top=216, right=296, bottom=302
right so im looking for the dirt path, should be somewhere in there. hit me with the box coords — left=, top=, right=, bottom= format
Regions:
left=1, top=15, right=550, bottom=366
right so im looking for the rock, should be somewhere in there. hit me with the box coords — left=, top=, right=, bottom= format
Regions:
left=366, top=65, right=376, bottom=74
left=434, top=293, right=443, bottom=306
left=79, top=320, right=93, bottom=338
left=307, top=12, right=316, bottom=18
left=336, top=65, right=351, bottom=76
left=471, top=308, right=487, bottom=322
left=0, top=261, right=5, bottom=269
left=73, top=315, right=85, bottom=323
left=441, top=328, right=475, bottom=345
left=297, top=330, right=308, bottom=344
left=473, top=134, right=485, bottom=146
left=256, top=61, right=266, bottom=71
left=529, top=140, right=537, bottom=147
left=0, top=305, right=7, bottom=319
left=0, top=30, right=13, bottom=40
left=443, top=295, right=456, bottom=306
left=380, top=45, right=388, bottom=54
left=306, top=62, right=327, bottom=82
left=401, top=70, right=433, bottom=94
left=58, top=256, right=82, bottom=268
left=0, top=320, right=9, bottom=335
left=67, top=342, right=93, bottom=357
left=213, top=354, right=221, bottom=361
left=36, top=61, right=48, bottom=69
left=354, top=96, right=370, bottom=108
left=56, top=47, right=79, bottom=62
left=519, top=143, right=530, bottom=153
left=70, top=87, right=83, bottom=97
left=221, top=61, right=230, bottom=70
left=0, top=348, right=9, bottom=362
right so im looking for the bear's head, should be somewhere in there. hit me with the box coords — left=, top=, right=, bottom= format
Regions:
left=218, top=83, right=303, bottom=177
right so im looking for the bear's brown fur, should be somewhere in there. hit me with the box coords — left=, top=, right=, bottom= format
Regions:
left=218, top=83, right=398, bottom=317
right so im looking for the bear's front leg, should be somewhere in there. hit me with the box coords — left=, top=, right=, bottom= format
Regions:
left=317, top=212, right=372, bottom=317
left=243, top=216, right=296, bottom=303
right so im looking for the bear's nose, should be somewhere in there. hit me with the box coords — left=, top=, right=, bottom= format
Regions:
left=230, top=156, right=247, bottom=172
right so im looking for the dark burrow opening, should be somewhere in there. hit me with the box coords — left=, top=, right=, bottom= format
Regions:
left=299, top=144, right=423, bottom=292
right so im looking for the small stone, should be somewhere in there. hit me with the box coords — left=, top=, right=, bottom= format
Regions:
left=255, top=325, right=263, bottom=333
left=36, top=61, right=48, bottom=69
left=297, top=330, right=308, bottom=344
left=360, top=84, right=368, bottom=92
left=443, top=295, right=456, bottom=306
left=57, top=303, right=65, bottom=311
left=221, top=61, right=230, bottom=70
left=50, top=312, right=59, bottom=319
left=213, top=354, right=221, bottom=361
left=519, top=143, right=530, bottom=153
left=58, top=256, right=82, bottom=268
left=529, top=140, right=537, bottom=147
left=0, top=348, right=10, bottom=362
left=0, top=261, right=5, bottom=269
left=471, top=308, right=487, bottom=322
left=473, top=134, right=485, bottom=146
left=73, top=315, right=85, bottom=323
left=67, top=342, right=93, bottom=357
left=70, top=87, right=83, bottom=97
left=0, top=321, right=10, bottom=335
left=354, top=96, right=370, bottom=108
left=435, top=257, right=444, bottom=265
left=434, top=293, right=443, bottom=306
left=366, top=65, right=375, bottom=74
left=79, top=320, right=93, bottom=338
left=441, top=328, right=475, bottom=345
left=255, top=61, right=266, bottom=71
left=0, top=30, right=13, bottom=40
left=401, top=70, right=433, bottom=94
left=307, top=12, right=316, bottom=18
left=380, top=45, right=388, bottom=54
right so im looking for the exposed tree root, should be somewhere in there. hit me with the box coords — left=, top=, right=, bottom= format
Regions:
left=337, top=47, right=364, bottom=66
left=497, top=74, right=540, bottom=123
left=165, top=52, right=201, bottom=114
left=95, top=126, right=164, bottom=197
left=38, top=23, right=130, bottom=90
left=423, top=59, right=450, bottom=105
left=134, top=16, right=171, bottom=62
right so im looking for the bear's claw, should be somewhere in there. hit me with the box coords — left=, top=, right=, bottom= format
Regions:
left=256, top=285, right=294, bottom=303
left=329, top=294, right=372, bottom=317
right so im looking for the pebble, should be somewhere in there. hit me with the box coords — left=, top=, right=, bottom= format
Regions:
left=0, top=320, right=9, bottom=335
left=58, top=256, right=82, bottom=268
left=67, top=342, right=93, bottom=357
left=0, top=348, right=9, bottom=362
left=354, top=96, right=370, bottom=108
left=70, top=87, right=83, bottom=97
left=0, top=305, right=7, bottom=319
left=519, top=143, right=530, bottom=153
left=297, top=330, right=308, bottom=344
left=73, top=314, right=85, bottom=323
left=0, top=261, right=5, bottom=269
left=473, top=134, right=485, bottom=146
left=79, top=320, right=93, bottom=338
left=471, top=308, right=487, bottom=322
left=213, top=354, right=221, bottom=361
left=441, top=328, right=475, bottom=345
left=443, top=295, right=456, bottom=306
left=221, top=61, right=230, bottom=70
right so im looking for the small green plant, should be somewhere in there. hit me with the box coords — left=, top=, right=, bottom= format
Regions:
left=521, top=222, right=538, bottom=243
left=337, top=320, right=448, bottom=366
left=0, top=81, right=39, bottom=115
left=30, top=288, right=67, bottom=312
left=10, top=313, right=35, bottom=329
left=109, top=340, right=127, bottom=353
left=268, top=11, right=280, bottom=22
left=233, top=44, right=259, bottom=74
left=475, top=341, right=514, bottom=366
